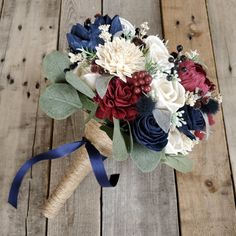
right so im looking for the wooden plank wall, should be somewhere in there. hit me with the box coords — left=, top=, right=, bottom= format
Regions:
left=0, top=0, right=236, bottom=235
left=206, top=0, right=236, bottom=191
left=162, top=0, right=236, bottom=235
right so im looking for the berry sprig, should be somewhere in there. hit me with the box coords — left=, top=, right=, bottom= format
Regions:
left=127, top=71, right=153, bottom=94
left=165, top=45, right=187, bottom=81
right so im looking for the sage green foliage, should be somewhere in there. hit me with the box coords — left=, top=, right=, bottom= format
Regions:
left=112, top=118, right=128, bottom=161
left=95, top=75, right=113, bottom=98
left=131, top=143, right=164, bottom=172
left=42, top=51, right=71, bottom=83
left=100, top=122, right=133, bottom=154
left=65, top=71, right=95, bottom=98
left=79, top=93, right=97, bottom=112
left=39, top=83, right=82, bottom=120
left=161, top=154, right=193, bottom=173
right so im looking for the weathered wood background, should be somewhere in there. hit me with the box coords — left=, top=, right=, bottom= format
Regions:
left=0, top=0, right=235, bottom=235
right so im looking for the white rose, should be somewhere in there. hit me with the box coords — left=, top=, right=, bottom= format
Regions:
left=165, top=128, right=197, bottom=155
left=74, top=64, right=101, bottom=90
left=150, top=78, right=186, bottom=113
left=144, top=35, right=172, bottom=69
left=119, top=18, right=135, bottom=37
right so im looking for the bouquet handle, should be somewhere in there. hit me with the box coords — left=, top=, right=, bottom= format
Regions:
left=42, top=119, right=113, bottom=219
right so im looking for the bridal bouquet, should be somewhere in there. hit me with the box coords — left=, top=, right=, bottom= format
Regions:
left=9, top=14, right=222, bottom=218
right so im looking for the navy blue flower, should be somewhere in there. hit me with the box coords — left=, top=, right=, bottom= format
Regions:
left=178, top=105, right=205, bottom=140
left=67, top=15, right=122, bottom=52
left=132, top=114, right=168, bottom=152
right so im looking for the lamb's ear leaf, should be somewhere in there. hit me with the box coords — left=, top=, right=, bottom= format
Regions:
left=66, top=71, right=95, bottom=99
left=112, top=118, right=128, bottom=161
left=161, top=154, right=193, bottom=173
left=131, top=143, right=164, bottom=172
left=39, top=83, right=82, bottom=120
left=42, top=51, right=71, bottom=83
left=95, top=75, right=113, bottom=98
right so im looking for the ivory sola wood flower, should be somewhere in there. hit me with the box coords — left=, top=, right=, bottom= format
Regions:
left=95, top=37, right=145, bottom=82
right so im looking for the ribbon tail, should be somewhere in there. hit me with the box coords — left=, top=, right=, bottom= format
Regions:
left=8, top=141, right=85, bottom=208
left=85, top=141, right=119, bottom=187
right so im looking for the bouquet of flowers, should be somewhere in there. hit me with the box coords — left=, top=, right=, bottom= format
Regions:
left=9, top=14, right=222, bottom=218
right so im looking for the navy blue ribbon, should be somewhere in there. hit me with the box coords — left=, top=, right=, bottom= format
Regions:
left=8, top=138, right=119, bottom=208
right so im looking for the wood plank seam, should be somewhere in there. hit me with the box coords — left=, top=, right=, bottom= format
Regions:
left=205, top=0, right=236, bottom=205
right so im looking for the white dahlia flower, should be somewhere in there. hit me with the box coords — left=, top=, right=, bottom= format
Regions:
left=95, top=37, right=145, bottom=82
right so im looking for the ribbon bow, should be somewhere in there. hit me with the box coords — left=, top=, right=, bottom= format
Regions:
left=8, top=138, right=119, bottom=208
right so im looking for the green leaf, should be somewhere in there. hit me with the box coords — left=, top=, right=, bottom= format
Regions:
left=79, top=93, right=97, bottom=112
left=42, top=51, right=71, bottom=83
left=65, top=71, right=96, bottom=98
left=161, top=154, right=193, bottom=173
left=95, top=75, right=113, bottom=98
left=112, top=118, right=128, bottom=161
left=126, top=122, right=133, bottom=153
left=131, top=143, right=164, bottom=172
left=100, top=125, right=113, bottom=140
left=39, top=83, right=82, bottom=120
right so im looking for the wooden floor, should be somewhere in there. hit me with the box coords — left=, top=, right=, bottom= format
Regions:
left=0, top=0, right=236, bottom=235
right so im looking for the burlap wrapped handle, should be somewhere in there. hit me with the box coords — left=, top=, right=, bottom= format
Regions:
left=42, top=119, right=113, bottom=219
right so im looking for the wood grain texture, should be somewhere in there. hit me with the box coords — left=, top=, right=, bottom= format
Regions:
left=47, top=1, right=102, bottom=236
left=0, top=0, right=60, bottom=235
left=161, top=0, right=236, bottom=235
left=206, top=0, right=236, bottom=193
left=102, top=1, right=179, bottom=236
left=26, top=0, right=61, bottom=235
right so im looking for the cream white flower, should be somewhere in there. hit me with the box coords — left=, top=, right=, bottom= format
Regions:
left=165, top=128, right=198, bottom=155
left=95, top=37, right=145, bottom=82
left=185, top=91, right=198, bottom=107
left=150, top=78, right=186, bottom=113
left=140, top=22, right=150, bottom=37
left=74, top=63, right=100, bottom=90
left=144, top=35, right=172, bottom=70
left=68, top=52, right=83, bottom=63
left=119, top=18, right=135, bottom=37
left=99, top=24, right=112, bottom=42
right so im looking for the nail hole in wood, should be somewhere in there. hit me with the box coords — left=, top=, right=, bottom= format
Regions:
left=22, top=81, right=28, bottom=86
left=9, top=79, right=14, bottom=84
left=205, top=179, right=213, bottom=187
left=35, top=82, right=40, bottom=89
left=229, top=64, right=232, bottom=73
left=191, top=15, right=195, bottom=21
left=22, top=58, right=26, bottom=63
left=188, top=34, right=192, bottom=40
left=1, top=58, right=5, bottom=63
left=49, top=25, right=53, bottom=29
left=176, top=20, right=180, bottom=26
left=27, top=91, right=30, bottom=98
left=18, top=25, right=22, bottom=31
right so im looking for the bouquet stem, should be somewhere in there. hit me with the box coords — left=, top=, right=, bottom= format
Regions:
left=42, top=119, right=113, bottom=219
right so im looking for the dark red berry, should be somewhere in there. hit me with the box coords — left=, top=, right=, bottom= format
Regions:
left=134, top=81, right=140, bottom=86
left=144, top=86, right=151, bottom=93
left=134, top=87, right=141, bottom=94
left=144, top=75, right=152, bottom=84
left=139, top=71, right=146, bottom=78
left=139, top=79, right=145, bottom=85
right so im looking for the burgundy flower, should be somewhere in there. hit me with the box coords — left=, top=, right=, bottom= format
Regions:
left=178, top=60, right=213, bottom=95
left=95, top=78, right=140, bottom=121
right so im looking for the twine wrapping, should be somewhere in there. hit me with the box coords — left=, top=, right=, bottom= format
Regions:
left=42, top=119, right=113, bottom=219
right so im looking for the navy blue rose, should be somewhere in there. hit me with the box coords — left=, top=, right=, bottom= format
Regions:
left=178, top=105, right=205, bottom=140
left=132, top=114, right=168, bottom=152
left=67, top=15, right=122, bottom=52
